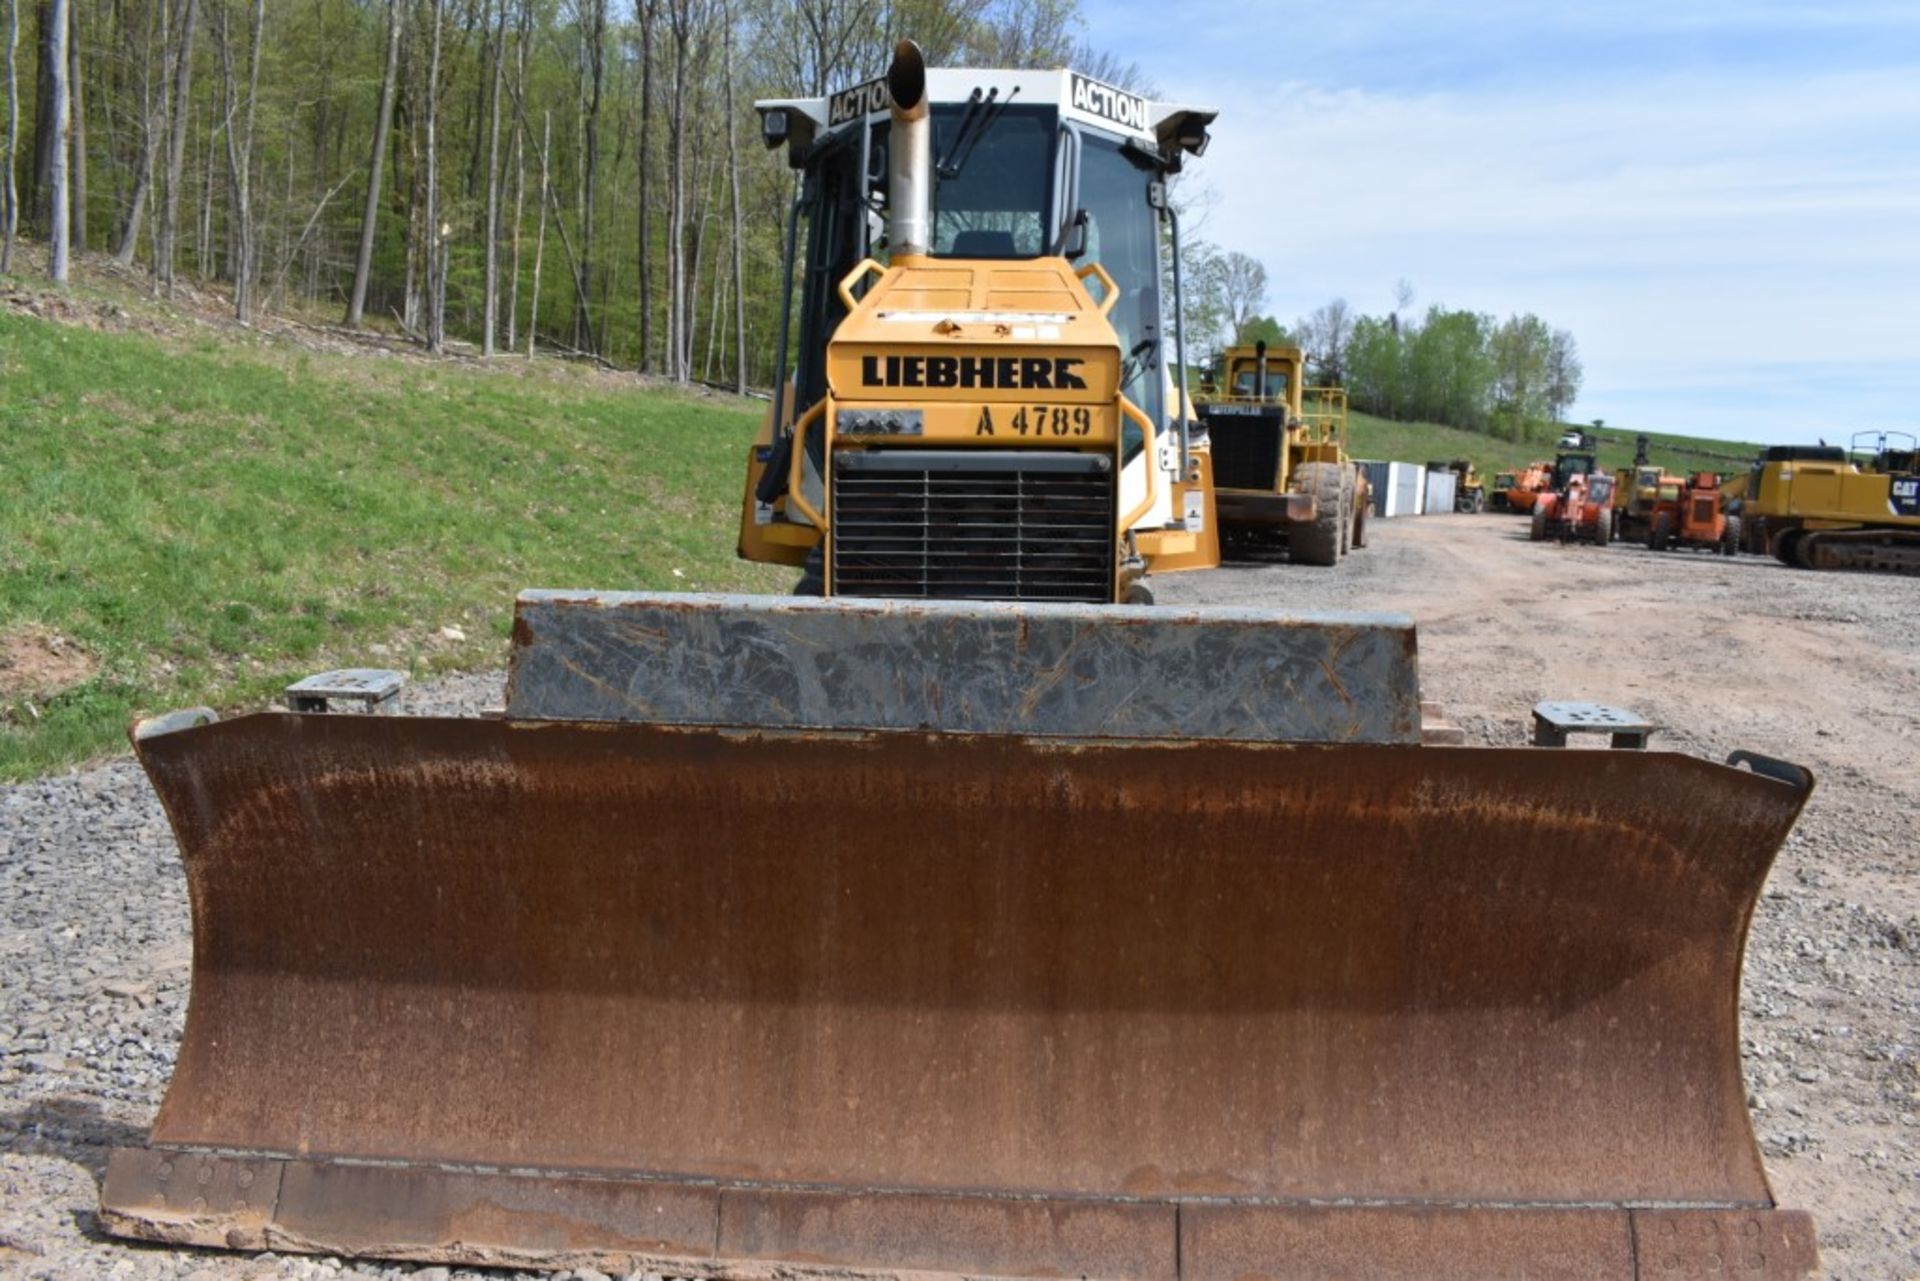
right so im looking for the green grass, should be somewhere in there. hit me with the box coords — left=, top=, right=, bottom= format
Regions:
left=0, top=311, right=781, bottom=779
left=1345, top=411, right=1766, bottom=481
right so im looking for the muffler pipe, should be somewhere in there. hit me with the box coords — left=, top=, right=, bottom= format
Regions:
left=887, top=40, right=931, bottom=260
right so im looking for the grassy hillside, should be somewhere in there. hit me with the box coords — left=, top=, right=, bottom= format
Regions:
left=1346, top=411, right=1766, bottom=480
left=0, top=308, right=781, bottom=780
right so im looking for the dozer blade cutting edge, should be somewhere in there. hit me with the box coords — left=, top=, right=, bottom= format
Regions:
left=102, top=593, right=1818, bottom=1280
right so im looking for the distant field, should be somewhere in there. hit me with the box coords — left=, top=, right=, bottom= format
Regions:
left=1346, top=411, right=1767, bottom=480
left=0, top=310, right=781, bottom=779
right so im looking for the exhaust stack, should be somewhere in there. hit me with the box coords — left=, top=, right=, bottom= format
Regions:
left=887, top=40, right=931, bottom=260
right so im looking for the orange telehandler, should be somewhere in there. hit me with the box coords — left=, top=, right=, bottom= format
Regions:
left=1648, top=471, right=1740, bottom=555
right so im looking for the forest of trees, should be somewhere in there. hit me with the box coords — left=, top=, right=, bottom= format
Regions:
left=1213, top=274, right=1586, bottom=445
left=0, top=1, right=1583, bottom=438
left=0, top=0, right=1165, bottom=385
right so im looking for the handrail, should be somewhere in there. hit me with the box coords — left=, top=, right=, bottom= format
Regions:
left=837, top=259, right=888, bottom=313
left=1117, top=396, right=1160, bottom=532
left=1074, top=261, right=1120, bottom=318
left=784, top=399, right=830, bottom=530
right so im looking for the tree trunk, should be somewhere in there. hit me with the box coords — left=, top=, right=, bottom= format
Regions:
left=635, top=0, right=653, bottom=370
left=1, top=0, right=18, bottom=273
left=724, top=2, right=745, bottom=392
left=527, top=107, right=547, bottom=359
left=30, top=0, right=53, bottom=229
left=665, top=3, right=687, bottom=382
left=571, top=0, right=602, bottom=352
left=66, top=0, right=82, bottom=250
left=504, top=0, right=525, bottom=350
left=220, top=0, right=265, bottom=320
left=422, top=0, right=444, bottom=351
left=480, top=0, right=502, bottom=354
left=345, top=0, right=399, bottom=326
left=157, top=0, right=198, bottom=292
left=45, top=0, right=66, bottom=280
left=111, top=0, right=161, bottom=267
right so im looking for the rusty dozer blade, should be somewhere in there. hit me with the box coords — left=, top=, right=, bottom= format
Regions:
left=103, top=594, right=1818, bottom=1279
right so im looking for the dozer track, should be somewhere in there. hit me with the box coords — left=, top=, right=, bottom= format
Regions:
left=102, top=594, right=1818, bottom=1280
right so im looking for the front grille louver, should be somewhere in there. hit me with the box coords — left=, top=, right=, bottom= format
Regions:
left=831, top=450, right=1115, bottom=602
left=1203, top=410, right=1283, bottom=491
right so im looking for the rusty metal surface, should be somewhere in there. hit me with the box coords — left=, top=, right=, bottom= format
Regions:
left=102, top=1151, right=1819, bottom=1280
left=506, top=590, right=1423, bottom=744
left=109, top=712, right=1814, bottom=1275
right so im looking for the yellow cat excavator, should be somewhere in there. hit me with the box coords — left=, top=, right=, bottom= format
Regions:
left=99, top=42, right=1819, bottom=1281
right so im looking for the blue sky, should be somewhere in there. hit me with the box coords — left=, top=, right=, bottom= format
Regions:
left=1089, top=0, right=1920, bottom=445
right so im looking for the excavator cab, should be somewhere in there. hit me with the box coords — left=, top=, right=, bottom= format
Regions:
left=738, top=45, right=1218, bottom=601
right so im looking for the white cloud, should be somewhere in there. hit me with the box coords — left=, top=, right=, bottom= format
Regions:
left=1154, top=65, right=1920, bottom=439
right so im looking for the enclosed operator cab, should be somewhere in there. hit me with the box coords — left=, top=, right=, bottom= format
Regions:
left=738, top=43, right=1217, bottom=602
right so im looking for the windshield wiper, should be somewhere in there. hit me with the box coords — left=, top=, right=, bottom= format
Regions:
left=937, top=85, right=1020, bottom=180
left=1120, top=338, right=1157, bottom=391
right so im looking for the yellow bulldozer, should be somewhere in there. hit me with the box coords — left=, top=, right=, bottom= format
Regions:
left=1742, top=431, right=1920, bottom=572
left=735, top=43, right=1217, bottom=603
left=98, top=41, right=1819, bottom=1281
left=1193, top=341, right=1369, bottom=563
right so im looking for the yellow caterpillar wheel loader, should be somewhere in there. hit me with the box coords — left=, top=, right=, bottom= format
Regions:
left=98, top=42, right=1819, bottom=1281
left=1742, top=431, right=1920, bottom=573
left=737, top=42, right=1218, bottom=606
left=1193, top=341, right=1368, bottom=564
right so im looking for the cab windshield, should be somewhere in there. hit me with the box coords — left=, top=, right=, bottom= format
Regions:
left=929, top=105, right=1055, bottom=258
left=1230, top=367, right=1289, bottom=400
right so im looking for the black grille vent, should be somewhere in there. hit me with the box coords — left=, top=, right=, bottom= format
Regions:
left=1202, top=409, right=1284, bottom=491
left=831, top=450, right=1114, bottom=602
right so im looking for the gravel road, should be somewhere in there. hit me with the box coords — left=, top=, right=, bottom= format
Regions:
left=3, top=513, right=1915, bottom=1279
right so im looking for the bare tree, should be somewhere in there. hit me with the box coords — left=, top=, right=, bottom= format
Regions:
left=505, top=0, right=527, bottom=349
left=573, top=0, right=605, bottom=352
left=66, top=0, right=82, bottom=250
left=156, top=0, right=199, bottom=293
left=112, top=0, right=162, bottom=266
left=723, top=0, right=744, bottom=391
left=217, top=0, right=265, bottom=320
left=1295, top=297, right=1353, bottom=385
left=527, top=107, right=548, bottom=357
left=481, top=0, right=504, bottom=353
left=345, top=0, right=400, bottom=326
left=1544, top=328, right=1583, bottom=424
left=664, top=0, right=709, bottom=383
left=46, top=0, right=67, bottom=281
left=1, top=0, right=17, bottom=273
left=421, top=0, right=444, bottom=349
left=1213, top=250, right=1267, bottom=344
left=634, top=0, right=655, bottom=369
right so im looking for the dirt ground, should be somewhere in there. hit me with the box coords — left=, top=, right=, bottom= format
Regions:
left=1, top=512, right=1915, bottom=1280
left=1168, top=512, right=1920, bottom=1278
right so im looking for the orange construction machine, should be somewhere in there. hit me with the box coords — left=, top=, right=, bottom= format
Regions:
left=1531, top=452, right=1616, bottom=546
left=1493, top=461, right=1553, bottom=512
left=1648, top=472, right=1740, bottom=555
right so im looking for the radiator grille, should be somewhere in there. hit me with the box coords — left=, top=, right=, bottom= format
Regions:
left=1202, top=409, right=1284, bottom=491
left=831, top=450, right=1114, bottom=602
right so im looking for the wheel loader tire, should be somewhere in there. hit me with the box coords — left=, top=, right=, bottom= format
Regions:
left=1529, top=504, right=1549, bottom=542
left=793, top=545, right=826, bottom=596
left=1650, top=513, right=1674, bottom=552
left=1338, top=466, right=1354, bottom=558
left=1593, top=511, right=1611, bottom=547
left=1721, top=515, right=1742, bottom=557
left=1122, top=579, right=1156, bottom=606
left=1289, top=462, right=1343, bottom=566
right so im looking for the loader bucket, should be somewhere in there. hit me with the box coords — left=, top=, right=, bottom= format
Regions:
left=102, top=594, right=1817, bottom=1280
